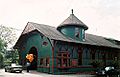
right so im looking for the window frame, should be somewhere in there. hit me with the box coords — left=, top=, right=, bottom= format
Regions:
left=57, top=52, right=70, bottom=68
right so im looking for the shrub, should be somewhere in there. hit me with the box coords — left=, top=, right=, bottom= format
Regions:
left=90, top=60, right=103, bottom=68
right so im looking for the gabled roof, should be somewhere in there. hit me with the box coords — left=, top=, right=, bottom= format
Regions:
left=57, top=13, right=88, bottom=30
left=14, top=22, right=120, bottom=49
left=22, top=22, right=80, bottom=43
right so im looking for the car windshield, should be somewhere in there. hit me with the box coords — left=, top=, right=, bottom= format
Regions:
left=11, top=63, right=17, bottom=67
left=105, top=67, right=114, bottom=71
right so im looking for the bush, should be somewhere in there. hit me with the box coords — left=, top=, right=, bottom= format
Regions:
left=90, top=60, right=103, bottom=68
left=110, top=60, right=119, bottom=68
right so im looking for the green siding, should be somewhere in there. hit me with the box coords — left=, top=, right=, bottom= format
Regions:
left=61, top=26, right=75, bottom=38
left=20, top=33, right=53, bottom=73
left=18, top=33, right=119, bottom=74
left=60, top=26, right=85, bottom=41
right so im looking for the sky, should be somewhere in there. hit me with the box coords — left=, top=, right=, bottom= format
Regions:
left=0, top=0, right=120, bottom=40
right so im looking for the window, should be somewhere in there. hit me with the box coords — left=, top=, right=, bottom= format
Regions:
left=91, top=50, right=96, bottom=60
left=40, top=58, right=43, bottom=65
left=82, top=29, right=85, bottom=41
left=42, top=41, right=48, bottom=46
left=108, top=52, right=114, bottom=60
left=40, top=58, right=50, bottom=67
left=46, top=58, right=50, bottom=67
left=72, top=59, right=78, bottom=66
left=75, top=28, right=80, bottom=38
left=57, top=52, right=70, bottom=67
left=57, top=58, right=62, bottom=67
left=92, top=53, right=95, bottom=60
left=78, top=52, right=82, bottom=65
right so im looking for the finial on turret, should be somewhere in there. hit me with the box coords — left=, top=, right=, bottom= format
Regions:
left=71, top=9, right=73, bottom=14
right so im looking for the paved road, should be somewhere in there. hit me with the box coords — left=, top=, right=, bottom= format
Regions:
left=0, top=69, right=96, bottom=77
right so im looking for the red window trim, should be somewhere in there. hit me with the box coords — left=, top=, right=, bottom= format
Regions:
left=56, top=52, right=70, bottom=68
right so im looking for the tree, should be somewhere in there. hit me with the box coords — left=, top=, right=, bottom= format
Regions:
left=0, top=53, right=3, bottom=68
left=4, top=49, right=19, bottom=65
left=0, top=38, right=7, bottom=54
left=0, top=38, right=6, bottom=68
left=0, top=25, right=18, bottom=66
left=0, top=25, right=17, bottom=48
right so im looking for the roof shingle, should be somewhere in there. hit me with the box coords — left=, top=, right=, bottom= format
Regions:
left=17, top=22, right=120, bottom=49
left=57, top=14, right=88, bottom=30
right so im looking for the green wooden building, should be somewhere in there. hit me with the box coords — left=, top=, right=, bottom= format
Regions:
left=14, top=11, right=120, bottom=74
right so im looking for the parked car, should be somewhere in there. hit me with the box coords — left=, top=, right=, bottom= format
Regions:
left=96, top=66, right=120, bottom=76
left=5, top=63, right=23, bottom=73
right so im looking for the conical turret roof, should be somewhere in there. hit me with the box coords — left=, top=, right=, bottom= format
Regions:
left=57, top=10, right=88, bottom=30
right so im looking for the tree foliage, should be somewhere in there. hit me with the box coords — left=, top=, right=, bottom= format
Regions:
left=0, top=25, right=17, bottom=47
left=0, top=38, right=7, bottom=53
left=0, top=53, right=3, bottom=68
left=0, top=25, right=18, bottom=67
left=4, top=49, right=19, bottom=66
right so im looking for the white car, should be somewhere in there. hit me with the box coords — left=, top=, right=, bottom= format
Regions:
left=5, top=63, right=23, bottom=73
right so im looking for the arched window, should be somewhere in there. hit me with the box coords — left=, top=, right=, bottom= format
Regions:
left=83, top=48, right=90, bottom=65
left=78, top=51, right=82, bottom=65
left=90, top=49, right=96, bottom=60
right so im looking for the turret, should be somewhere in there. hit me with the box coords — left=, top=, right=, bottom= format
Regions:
left=57, top=9, right=88, bottom=41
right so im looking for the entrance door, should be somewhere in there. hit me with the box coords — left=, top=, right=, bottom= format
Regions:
left=29, top=47, right=38, bottom=70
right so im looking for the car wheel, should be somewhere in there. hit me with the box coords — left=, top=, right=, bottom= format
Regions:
left=10, top=70, right=13, bottom=73
left=19, top=71, right=22, bottom=73
left=5, top=69, right=7, bottom=72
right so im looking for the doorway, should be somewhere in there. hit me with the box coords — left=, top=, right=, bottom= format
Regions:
left=29, top=47, right=38, bottom=70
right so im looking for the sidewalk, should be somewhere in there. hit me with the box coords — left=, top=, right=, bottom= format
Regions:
left=0, top=69, right=96, bottom=77
left=24, top=70, right=96, bottom=77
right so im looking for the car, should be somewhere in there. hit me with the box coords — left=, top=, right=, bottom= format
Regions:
left=96, top=66, right=120, bottom=76
left=96, top=68, right=106, bottom=76
left=5, top=63, right=23, bottom=73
